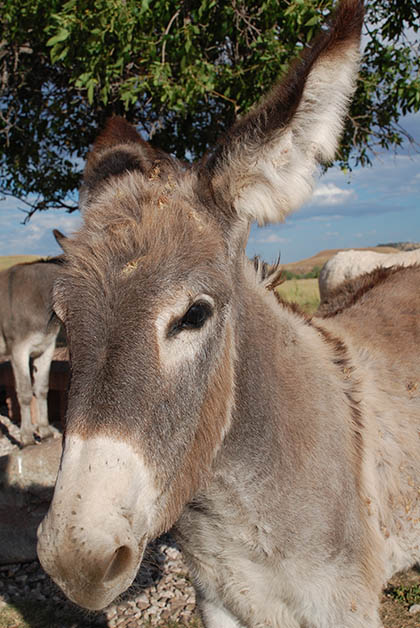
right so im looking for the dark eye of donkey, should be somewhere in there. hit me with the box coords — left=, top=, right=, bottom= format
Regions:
left=168, top=301, right=213, bottom=336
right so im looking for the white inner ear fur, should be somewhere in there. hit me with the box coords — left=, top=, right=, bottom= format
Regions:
left=233, top=44, right=361, bottom=226
left=155, top=294, right=216, bottom=370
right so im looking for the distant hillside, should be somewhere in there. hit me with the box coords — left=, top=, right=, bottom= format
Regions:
left=281, top=246, right=401, bottom=276
left=377, top=242, right=420, bottom=251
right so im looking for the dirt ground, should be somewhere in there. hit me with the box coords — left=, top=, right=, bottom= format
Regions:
left=381, top=568, right=420, bottom=628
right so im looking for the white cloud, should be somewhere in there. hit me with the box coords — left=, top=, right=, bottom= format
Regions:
left=0, top=204, right=82, bottom=255
left=308, top=214, right=343, bottom=222
left=312, top=183, right=356, bottom=206
left=255, top=233, right=288, bottom=244
left=29, top=210, right=82, bottom=236
left=355, top=229, right=377, bottom=239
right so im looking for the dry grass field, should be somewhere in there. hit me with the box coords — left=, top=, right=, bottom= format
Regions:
left=277, top=277, right=320, bottom=313
left=0, top=255, right=40, bottom=272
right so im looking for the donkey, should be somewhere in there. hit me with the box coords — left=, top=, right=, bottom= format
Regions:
left=37, top=2, right=420, bottom=626
left=315, top=264, right=415, bottom=317
left=0, top=232, right=65, bottom=445
left=318, top=247, right=420, bottom=303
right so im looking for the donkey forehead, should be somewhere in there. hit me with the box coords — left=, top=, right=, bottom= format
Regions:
left=64, top=171, right=230, bottom=297
left=85, top=169, right=211, bottom=237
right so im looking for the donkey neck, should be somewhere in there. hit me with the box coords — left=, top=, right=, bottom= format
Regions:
left=178, top=278, right=366, bottom=572
left=215, top=276, right=363, bottom=499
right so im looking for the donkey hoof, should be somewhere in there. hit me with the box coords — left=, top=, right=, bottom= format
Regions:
left=37, top=425, right=56, bottom=440
left=20, top=430, right=35, bottom=447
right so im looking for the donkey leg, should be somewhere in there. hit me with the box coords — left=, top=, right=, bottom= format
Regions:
left=198, top=600, right=243, bottom=628
left=195, top=590, right=244, bottom=628
left=10, top=344, right=34, bottom=446
left=32, top=338, right=56, bottom=439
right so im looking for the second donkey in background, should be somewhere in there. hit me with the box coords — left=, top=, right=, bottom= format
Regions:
left=0, top=230, right=65, bottom=445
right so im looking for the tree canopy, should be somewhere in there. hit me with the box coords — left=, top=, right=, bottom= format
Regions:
left=0, top=0, right=419, bottom=218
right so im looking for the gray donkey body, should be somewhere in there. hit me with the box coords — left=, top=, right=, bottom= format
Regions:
left=0, top=257, right=62, bottom=444
left=37, top=2, right=420, bottom=626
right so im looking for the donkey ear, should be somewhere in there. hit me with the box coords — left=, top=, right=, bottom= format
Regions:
left=79, top=117, right=166, bottom=210
left=52, top=229, right=67, bottom=251
left=204, top=0, right=364, bottom=226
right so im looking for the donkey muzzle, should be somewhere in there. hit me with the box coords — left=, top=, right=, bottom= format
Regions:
left=37, top=434, right=159, bottom=609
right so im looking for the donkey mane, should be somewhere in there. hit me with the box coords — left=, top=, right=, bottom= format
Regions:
left=252, top=256, right=284, bottom=291
left=12, top=255, right=65, bottom=269
left=317, top=264, right=415, bottom=318
left=267, top=265, right=369, bottom=431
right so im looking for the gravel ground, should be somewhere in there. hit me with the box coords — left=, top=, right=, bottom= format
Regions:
left=0, top=534, right=200, bottom=627
left=0, top=414, right=201, bottom=627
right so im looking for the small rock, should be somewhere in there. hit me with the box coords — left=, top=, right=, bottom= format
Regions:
left=409, top=603, right=420, bottom=615
left=105, top=607, right=117, bottom=619
left=0, top=437, right=62, bottom=563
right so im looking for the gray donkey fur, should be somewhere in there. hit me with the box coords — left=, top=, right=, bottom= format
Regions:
left=0, top=231, right=64, bottom=444
left=37, top=2, right=420, bottom=626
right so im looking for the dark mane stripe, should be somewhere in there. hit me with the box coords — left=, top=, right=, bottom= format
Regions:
left=253, top=255, right=285, bottom=291
left=317, top=264, right=419, bottom=318
left=12, top=255, right=65, bottom=268
left=311, top=321, right=364, bottom=485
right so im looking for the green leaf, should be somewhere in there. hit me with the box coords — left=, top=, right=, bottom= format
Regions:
left=140, top=0, right=150, bottom=14
left=87, top=84, right=94, bottom=103
left=305, top=16, right=320, bottom=26
left=46, top=28, right=70, bottom=47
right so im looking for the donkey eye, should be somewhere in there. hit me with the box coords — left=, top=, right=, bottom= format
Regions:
left=169, top=301, right=213, bottom=336
left=182, top=302, right=212, bottom=329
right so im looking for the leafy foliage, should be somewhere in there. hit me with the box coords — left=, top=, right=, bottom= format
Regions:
left=0, top=0, right=419, bottom=217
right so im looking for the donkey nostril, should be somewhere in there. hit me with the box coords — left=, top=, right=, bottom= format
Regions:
left=103, top=545, right=133, bottom=582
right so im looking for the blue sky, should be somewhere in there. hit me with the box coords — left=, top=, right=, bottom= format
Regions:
left=248, top=111, right=420, bottom=263
left=1, top=112, right=419, bottom=264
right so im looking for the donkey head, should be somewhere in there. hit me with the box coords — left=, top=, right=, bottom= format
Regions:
left=38, top=0, right=364, bottom=610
